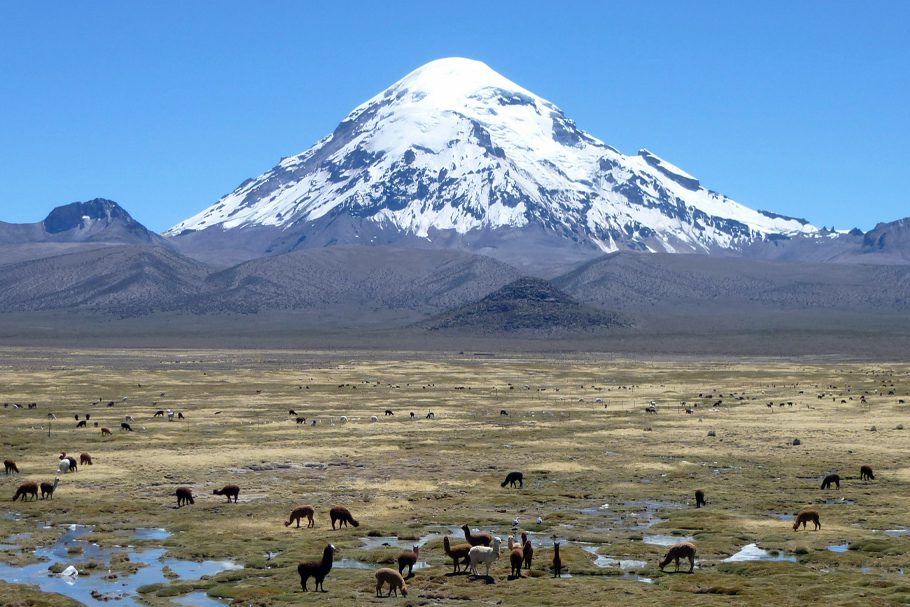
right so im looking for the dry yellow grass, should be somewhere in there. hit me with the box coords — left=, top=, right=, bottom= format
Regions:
left=0, top=348, right=908, bottom=606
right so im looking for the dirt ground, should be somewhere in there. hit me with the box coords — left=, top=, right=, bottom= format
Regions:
left=1, top=348, right=908, bottom=606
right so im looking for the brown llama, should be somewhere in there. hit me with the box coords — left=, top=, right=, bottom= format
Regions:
left=821, top=474, right=841, bottom=490
left=659, top=542, right=697, bottom=573
left=212, top=485, right=240, bottom=503
left=285, top=506, right=316, bottom=528
left=12, top=482, right=38, bottom=501
left=79, top=453, right=93, bottom=466
left=40, top=477, right=60, bottom=499
left=521, top=531, right=533, bottom=570
left=329, top=506, right=359, bottom=529
left=461, top=524, right=492, bottom=547
left=100, top=427, right=112, bottom=436
left=793, top=508, right=821, bottom=531
left=298, top=544, right=335, bottom=592
left=860, top=465, right=875, bottom=481
left=508, top=536, right=524, bottom=578
left=4, top=460, right=19, bottom=474
left=552, top=541, right=562, bottom=577
left=695, top=489, right=706, bottom=508
left=175, top=487, right=195, bottom=506
left=397, top=545, right=419, bottom=577
left=443, top=536, right=472, bottom=573
left=375, top=567, right=408, bottom=597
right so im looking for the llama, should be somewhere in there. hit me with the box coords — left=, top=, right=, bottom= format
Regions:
left=288, top=409, right=297, bottom=416
left=40, top=477, right=60, bottom=499
left=295, top=417, right=306, bottom=424
left=461, top=524, right=492, bottom=547
left=329, top=506, right=359, bottom=529
left=793, top=508, right=821, bottom=531
left=552, top=541, right=562, bottom=577
left=501, top=471, right=523, bottom=488
left=339, top=416, right=348, bottom=423
left=375, top=568, right=408, bottom=597
left=213, top=485, right=240, bottom=503
left=370, top=415, right=379, bottom=422
left=508, top=536, right=524, bottom=578
left=121, top=422, right=133, bottom=432
left=659, top=542, right=696, bottom=573
left=821, top=474, right=841, bottom=489
left=101, top=427, right=112, bottom=436
left=297, top=544, right=335, bottom=592
left=4, top=460, right=19, bottom=474
left=175, top=487, right=195, bottom=507
left=397, top=545, right=419, bottom=577
left=468, top=536, right=502, bottom=577
left=177, top=412, right=184, bottom=419
left=80, top=453, right=93, bottom=466
left=521, top=532, right=533, bottom=570
left=285, top=506, right=316, bottom=528
left=500, top=409, right=509, bottom=416
left=12, top=482, right=39, bottom=501
left=154, top=410, right=164, bottom=417
left=443, top=536, right=472, bottom=573
left=76, top=420, right=86, bottom=428
left=384, top=409, right=394, bottom=416
left=124, top=415, right=134, bottom=423
left=57, top=459, right=71, bottom=474
left=695, top=489, right=706, bottom=508
left=65, top=456, right=77, bottom=472
left=860, top=465, right=875, bottom=481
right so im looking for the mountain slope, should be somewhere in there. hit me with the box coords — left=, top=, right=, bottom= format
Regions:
left=197, top=246, right=523, bottom=314
left=167, top=58, right=819, bottom=270
left=0, top=246, right=210, bottom=315
left=555, top=252, right=910, bottom=312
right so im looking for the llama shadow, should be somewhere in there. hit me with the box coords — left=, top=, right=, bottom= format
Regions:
left=470, top=574, right=495, bottom=584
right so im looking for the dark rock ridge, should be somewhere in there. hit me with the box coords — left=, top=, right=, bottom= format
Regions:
left=424, top=277, right=626, bottom=333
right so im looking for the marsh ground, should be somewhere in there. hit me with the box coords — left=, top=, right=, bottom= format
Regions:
left=0, top=348, right=908, bottom=606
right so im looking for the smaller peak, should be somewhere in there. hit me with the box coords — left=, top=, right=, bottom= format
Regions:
left=43, top=198, right=134, bottom=234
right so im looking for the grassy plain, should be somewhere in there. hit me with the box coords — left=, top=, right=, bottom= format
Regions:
left=0, top=348, right=908, bottom=606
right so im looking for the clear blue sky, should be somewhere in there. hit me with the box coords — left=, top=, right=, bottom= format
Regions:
left=1, top=1, right=907, bottom=232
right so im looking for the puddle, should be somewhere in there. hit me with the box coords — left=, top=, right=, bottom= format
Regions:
left=883, top=529, right=909, bottom=537
left=334, top=558, right=375, bottom=570
left=578, top=504, right=613, bottom=516
left=643, top=534, right=695, bottom=547
left=827, top=543, right=850, bottom=553
left=824, top=498, right=856, bottom=506
left=133, top=528, right=171, bottom=541
left=622, top=573, right=655, bottom=583
left=771, top=513, right=794, bottom=522
left=172, top=591, right=230, bottom=607
left=723, top=543, right=797, bottom=562
left=359, top=532, right=441, bottom=550
left=580, top=545, right=646, bottom=570
left=0, top=525, right=241, bottom=607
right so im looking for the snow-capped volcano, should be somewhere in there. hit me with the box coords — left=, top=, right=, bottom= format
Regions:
left=167, top=57, right=818, bottom=267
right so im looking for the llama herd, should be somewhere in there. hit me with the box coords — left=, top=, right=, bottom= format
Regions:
left=282, top=454, right=879, bottom=596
